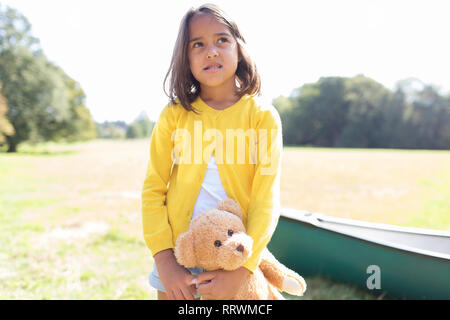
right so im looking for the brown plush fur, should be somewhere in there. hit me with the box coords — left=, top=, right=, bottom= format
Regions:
left=174, top=198, right=306, bottom=300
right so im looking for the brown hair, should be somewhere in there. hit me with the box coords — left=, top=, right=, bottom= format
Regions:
left=163, top=3, right=261, bottom=113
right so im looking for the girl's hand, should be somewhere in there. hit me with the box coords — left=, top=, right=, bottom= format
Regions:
left=154, top=249, right=197, bottom=300
left=194, top=267, right=250, bottom=300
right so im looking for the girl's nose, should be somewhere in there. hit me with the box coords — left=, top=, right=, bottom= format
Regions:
left=207, top=49, right=218, bottom=59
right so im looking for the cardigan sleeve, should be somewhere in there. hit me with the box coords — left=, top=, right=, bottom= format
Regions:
left=243, top=106, right=283, bottom=272
left=141, top=105, right=176, bottom=257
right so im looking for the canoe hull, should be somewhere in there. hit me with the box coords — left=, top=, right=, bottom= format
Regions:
left=268, top=213, right=450, bottom=300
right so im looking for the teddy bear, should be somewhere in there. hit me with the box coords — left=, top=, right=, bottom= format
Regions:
left=174, top=198, right=307, bottom=300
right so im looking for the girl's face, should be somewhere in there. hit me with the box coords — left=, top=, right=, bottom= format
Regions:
left=188, top=13, right=239, bottom=92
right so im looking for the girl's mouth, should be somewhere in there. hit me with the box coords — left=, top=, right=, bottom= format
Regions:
left=204, top=65, right=222, bottom=73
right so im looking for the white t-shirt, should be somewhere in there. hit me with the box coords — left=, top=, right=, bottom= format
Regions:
left=191, top=154, right=228, bottom=220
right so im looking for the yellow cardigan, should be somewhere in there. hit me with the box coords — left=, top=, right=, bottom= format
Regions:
left=141, top=94, right=282, bottom=272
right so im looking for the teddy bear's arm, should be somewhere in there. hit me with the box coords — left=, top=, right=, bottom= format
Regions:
left=258, top=248, right=307, bottom=296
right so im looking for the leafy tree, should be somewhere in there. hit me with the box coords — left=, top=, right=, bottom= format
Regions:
left=395, top=79, right=450, bottom=149
left=126, top=112, right=154, bottom=139
left=96, top=121, right=127, bottom=139
left=0, top=5, right=96, bottom=151
left=50, top=66, right=97, bottom=141
left=0, top=85, right=14, bottom=143
left=274, top=77, right=349, bottom=146
left=382, top=88, right=409, bottom=148
left=0, top=4, right=40, bottom=54
left=126, top=122, right=142, bottom=139
left=0, top=46, right=58, bottom=151
left=337, top=75, right=393, bottom=148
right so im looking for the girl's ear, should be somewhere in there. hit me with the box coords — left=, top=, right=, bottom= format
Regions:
left=217, top=198, right=243, bottom=221
left=174, top=231, right=196, bottom=268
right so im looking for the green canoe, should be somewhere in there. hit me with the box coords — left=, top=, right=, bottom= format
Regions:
left=267, top=208, right=450, bottom=300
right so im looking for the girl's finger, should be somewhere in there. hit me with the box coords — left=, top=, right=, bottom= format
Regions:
left=180, top=285, right=194, bottom=300
left=195, top=272, right=216, bottom=284
left=189, top=284, right=197, bottom=296
left=186, top=274, right=197, bottom=285
left=173, top=288, right=184, bottom=300
left=167, top=290, right=175, bottom=300
left=197, top=282, right=212, bottom=296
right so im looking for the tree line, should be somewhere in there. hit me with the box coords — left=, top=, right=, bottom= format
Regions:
left=96, top=112, right=154, bottom=140
left=273, top=75, right=450, bottom=149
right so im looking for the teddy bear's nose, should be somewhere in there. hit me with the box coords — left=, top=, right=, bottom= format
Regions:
left=236, top=245, right=244, bottom=253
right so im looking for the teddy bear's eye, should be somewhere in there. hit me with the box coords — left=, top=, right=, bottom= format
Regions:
left=228, top=230, right=233, bottom=236
left=214, top=240, right=222, bottom=247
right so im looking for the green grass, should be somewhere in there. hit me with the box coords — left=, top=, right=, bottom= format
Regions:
left=283, top=276, right=394, bottom=300
left=0, top=147, right=77, bottom=157
left=0, top=215, right=154, bottom=299
left=0, top=152, right=154, bottom=299
left=17, top=141, right=81, bottom=156
left=408, top=167, right=450, bottom=229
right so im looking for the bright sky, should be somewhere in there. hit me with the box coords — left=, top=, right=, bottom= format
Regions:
left=2, top=0, right=450, bottom=123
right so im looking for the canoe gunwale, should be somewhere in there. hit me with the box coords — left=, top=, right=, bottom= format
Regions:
left=279, top=208, right=450, bottom=261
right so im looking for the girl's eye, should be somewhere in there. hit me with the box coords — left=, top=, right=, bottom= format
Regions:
left=218, top=37, right=228, bottom=44
left=192, top=42, right=203, bottom=48
left=228, top=230, right=233, bottom=236
left=214, top=240, right=222, bottom=247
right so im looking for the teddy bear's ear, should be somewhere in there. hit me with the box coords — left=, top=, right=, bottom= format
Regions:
left=217, top=198, right=243, bottom=220
left=174, top=230, right=196, bottom=268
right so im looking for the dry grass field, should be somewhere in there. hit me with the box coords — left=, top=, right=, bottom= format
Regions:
left=281, top=147, right=450, bottom=230
left=1, top=139, right=449, bottom=299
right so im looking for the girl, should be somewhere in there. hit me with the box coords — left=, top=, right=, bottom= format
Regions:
left=142, top=3, right=282, bottom=300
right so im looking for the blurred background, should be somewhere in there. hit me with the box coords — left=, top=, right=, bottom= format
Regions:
left=1, top=0, right=449, bottom=300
